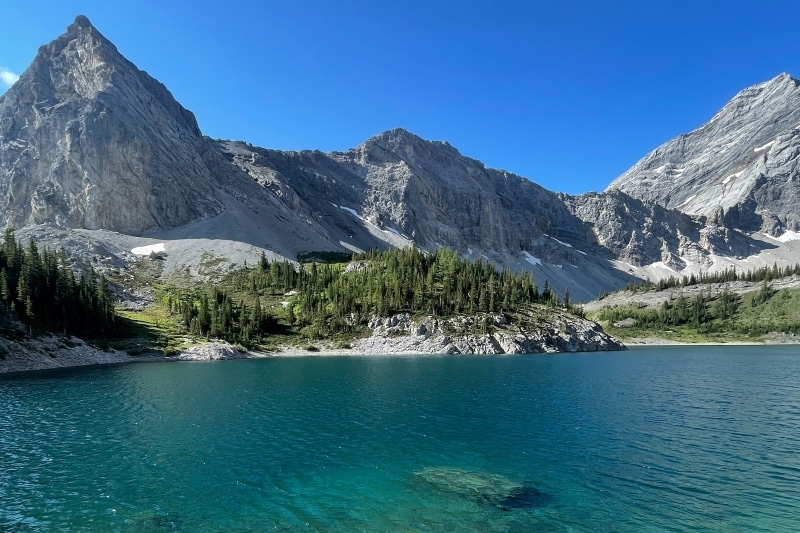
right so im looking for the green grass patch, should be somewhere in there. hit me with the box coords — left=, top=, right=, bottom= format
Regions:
left=111, top=306, right=190, bottom=356
left=598, top=324, right=760, bottom=343
left=735, top=288, right=800, bottom=334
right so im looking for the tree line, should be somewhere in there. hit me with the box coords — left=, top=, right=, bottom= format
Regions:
left=618, top=263, right=800, bottom=294
left=0, top=236, right=580, bottom=347
left=596, top=280, right=790, bottom=335
left=0, top=230, right=115, bottom=337
left=162, top=247, right=579, bottom=345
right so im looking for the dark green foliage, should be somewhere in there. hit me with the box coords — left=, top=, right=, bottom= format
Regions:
left=286, top=247, right=550, bottom=338
left=296, top=251, right=353, bottom=263
left=595, top=283, right=800, bottom=337
left=0, top=230, right=115, bottom=337
left=162, top=246, right=579, bottom=346
left=597, top=291, right=724, bottom=331
left=713, top=290, right=739, bottom=320
left=158, top=283, right=279, bottom=349
left=754, top=279, right=776, bottom=305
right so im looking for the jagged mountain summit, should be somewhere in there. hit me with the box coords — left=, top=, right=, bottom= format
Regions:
left=0, top=16, right=355, bottom=259
left=607, top=73, right=800, bottom=236
left=1, top=16, right=799, bottom=301
left=220, top=128, right=592, bottom=258
left=0, top=15, right=224, bottom=233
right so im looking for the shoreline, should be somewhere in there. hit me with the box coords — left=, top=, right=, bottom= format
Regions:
left=622, top=335, right=800, bottom=346
left=4, top=334, right=798, bottom=376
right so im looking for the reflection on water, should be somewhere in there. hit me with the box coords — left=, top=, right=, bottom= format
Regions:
left=1, top=346, right=800, bottom=531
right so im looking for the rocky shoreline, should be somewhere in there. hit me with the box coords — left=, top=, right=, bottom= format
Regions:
left=0, top=335, right=151, bottom=374
left=1, top=311, right=625, bottom=374
left=348, top=312, right=625, bottom=355
left=0, top=336, right=257, bottom=374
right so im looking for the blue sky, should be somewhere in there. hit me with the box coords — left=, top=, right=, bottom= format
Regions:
left=2, top=1, right=800, bottom=194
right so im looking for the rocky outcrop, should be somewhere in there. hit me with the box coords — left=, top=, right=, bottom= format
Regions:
left=607, top=73, right=800, bottom=235
left=353, top=311, right=624, bottom=355
left=172, top=342, right=246, bottom=361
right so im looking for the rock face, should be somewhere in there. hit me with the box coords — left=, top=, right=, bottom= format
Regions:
left=562, top=190, right=761, bottom=268
left=607, top=73, right=800, bottom=235
left=222, top=129, right=592, bottom=256
left=0, top=332, right=140, bottom=373
left=173, top=342, right=246, bottom=361
left=218, top=134, right=636, bottom=302
left=353, top=311, right=625, bottom=355
left=334, top=129, right=588, bottom=255
left=0, top=16, right=223, bottom=233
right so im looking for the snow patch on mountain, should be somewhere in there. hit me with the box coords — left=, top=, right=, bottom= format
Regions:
left=721, top=170, right=744, bottom=184
left=331, top=203, right=365, bottom=221
left=131, top=243, right=165, bottom=255
left=764, top=230, right=800, bottom=243
left=522, top=251, right=542, bottom=266
left=549, top=236, right=573, bottom=248
left=754, top=140, right=776, bottom=152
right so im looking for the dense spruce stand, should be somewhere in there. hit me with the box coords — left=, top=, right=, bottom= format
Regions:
left=161, top=247, right=584, bottom=348
left=0, top=230, right=115, bottom=337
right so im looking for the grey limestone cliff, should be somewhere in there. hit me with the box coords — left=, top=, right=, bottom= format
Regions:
left=563, top=189, right=762, bottom=269
left=607, top=73, right=800, bottom=236
left=0, top=16, right=224, bottom=233
left=221, top=129, right=594, bottom=254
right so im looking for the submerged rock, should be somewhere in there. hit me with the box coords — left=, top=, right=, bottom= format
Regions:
left=138, top=512, right=184, bottom=531
left=414, top=467, right=552, bottom=511
left=497, top=485, right=554, bottom=510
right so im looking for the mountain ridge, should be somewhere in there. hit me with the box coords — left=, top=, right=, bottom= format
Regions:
left=2, top=16, right=799, bottom=302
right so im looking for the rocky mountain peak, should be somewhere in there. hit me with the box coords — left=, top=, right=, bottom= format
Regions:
left=0, top=16, right=220, bottom=233
left=351, top=128, right=461, bottom=169
left=62, top=14, right=103, bottom=41
left=370, top=127, right=421, bottom=144
left=72, top=14, right=92, bottom=28
left=606, top=73, right=800, bottom=234
left=24, top=15, right=116, bottom=102
left=708, top=72, right=800, bottom=124
left=761, top=72, right=796, bottom=89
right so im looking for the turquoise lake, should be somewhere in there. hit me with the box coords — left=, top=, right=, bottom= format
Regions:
left=2, top=345, right=800, bottom=532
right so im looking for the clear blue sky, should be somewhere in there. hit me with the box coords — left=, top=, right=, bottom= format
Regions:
left=2, top=1, right=800, bottom=194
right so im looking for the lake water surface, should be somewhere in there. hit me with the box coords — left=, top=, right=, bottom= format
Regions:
left=2, top=346, right=800, bottom=531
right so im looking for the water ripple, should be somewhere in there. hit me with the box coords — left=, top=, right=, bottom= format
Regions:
left=2, top=347, right=800, bottom=531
